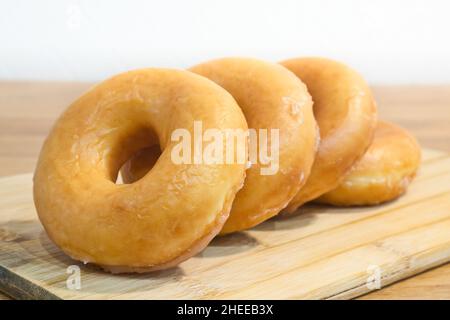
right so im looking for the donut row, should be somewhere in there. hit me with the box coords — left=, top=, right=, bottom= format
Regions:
left=33, top=57, right=421, bottom=273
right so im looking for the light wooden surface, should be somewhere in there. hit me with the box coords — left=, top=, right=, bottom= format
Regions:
left=0, top=148, right=449, bottom=299
left=0, top=82, right=449, bottom=299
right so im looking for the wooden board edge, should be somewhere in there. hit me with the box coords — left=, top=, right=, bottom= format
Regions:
left=0, top=172, right=33, bottom=185
left=0, top=265, right=62, bottom=300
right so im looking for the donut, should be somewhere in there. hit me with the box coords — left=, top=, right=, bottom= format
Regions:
left=122, top=58, right=318, bottom=234
left=33, top=69, right=248, bottom=273
left=280, top=57, right=378, bottom=212
left=316, top=121, right=421, bottom=206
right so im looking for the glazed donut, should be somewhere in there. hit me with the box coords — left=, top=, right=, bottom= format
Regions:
left=280, top=57, right=378, bottom=212
left=317, top=121, right=421, bottom=206
left=122, top=58, right=318, bottom=234
left=33, top=69, right=248, bottom=273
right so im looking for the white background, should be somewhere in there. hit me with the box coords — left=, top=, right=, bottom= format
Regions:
left=1, top=0, right=449, bottom=84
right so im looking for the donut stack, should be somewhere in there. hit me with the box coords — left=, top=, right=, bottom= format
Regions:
left=34, top=57, right=421, bottom=273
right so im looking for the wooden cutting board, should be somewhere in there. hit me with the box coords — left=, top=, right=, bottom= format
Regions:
left=0, top=148, right=449, bottom=300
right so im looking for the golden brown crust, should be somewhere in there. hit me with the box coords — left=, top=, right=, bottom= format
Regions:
left=280, top=57, right=378, bottom=212
left=100, top=175, right=237, bottom=273
left=317, top=121, right=421, bottom=206
left=122, top=58, right=318, bottom=234
left=33, top=69, right=248, bottom=272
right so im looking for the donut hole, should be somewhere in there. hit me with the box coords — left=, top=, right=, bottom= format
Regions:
left=104, top=124, right=160, bottom=185
left=118, top=145, right=162, bottom=184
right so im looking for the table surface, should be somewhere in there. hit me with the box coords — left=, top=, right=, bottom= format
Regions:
left=0, top=82, right=449, bottom=300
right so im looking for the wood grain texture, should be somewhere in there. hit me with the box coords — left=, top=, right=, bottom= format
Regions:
left=0, top=82, right=449, bottom=299
left=360, top=263, right=450, bottom=300
left=0, top=151, right=449, bottom=299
